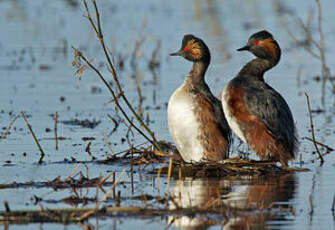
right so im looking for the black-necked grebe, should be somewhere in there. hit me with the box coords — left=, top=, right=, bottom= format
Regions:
left=222, top=30, right=298, bottom=167
left=168, top=34, right=231, bottom=163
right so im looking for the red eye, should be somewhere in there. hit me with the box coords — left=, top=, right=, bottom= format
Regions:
left=253, top=41, right=259, bottom=45
left=184, top=47, right=188, bottom=51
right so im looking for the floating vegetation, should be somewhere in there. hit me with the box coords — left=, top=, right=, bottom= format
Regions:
left=0, top=203, right=295, bottom=225
left=60, top=118, right=101, bottom=129
left=0, top=162, right=297, bottom=225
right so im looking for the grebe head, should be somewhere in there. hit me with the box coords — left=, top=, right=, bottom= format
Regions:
left=170, top=34, right=210, bottom=63
left=237, top=30, right=281, bottom=62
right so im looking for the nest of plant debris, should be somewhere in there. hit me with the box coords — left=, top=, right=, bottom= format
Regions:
left=155, top=158, right=308, bottom=178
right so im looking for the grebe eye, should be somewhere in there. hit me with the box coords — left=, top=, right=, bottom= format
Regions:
left=184, top=47, right=189, bottom=51
left=253, top=41, right=259, bottom=45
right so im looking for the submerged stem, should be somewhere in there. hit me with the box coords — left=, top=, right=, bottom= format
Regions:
left=305, top=93, right=324, bottom=165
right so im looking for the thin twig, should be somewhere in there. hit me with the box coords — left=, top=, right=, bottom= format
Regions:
left=82, top=0, right=98, bottom=35
left=21, top=111, right=45, bottom=164
left=314, top=0, right=335, bottom=103
left=305, top=93, right=324, bottom=164
left=130, top=25, right=147, bottom=71
left=284, top=0, right=335, bottom=104
left=304, top=136, right=333, bottom=152
left=72, top=48, right=155, bottom=147
left=297, top=18, right=321, bottom=53
left=285, top=25, right=320, bottom=60
left=316, top=0, right=324, bottom=61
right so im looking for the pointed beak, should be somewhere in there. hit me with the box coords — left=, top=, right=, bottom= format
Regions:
left=169, top=50, right=183, bottom=56
left=237, top=45, right=250, bottom=51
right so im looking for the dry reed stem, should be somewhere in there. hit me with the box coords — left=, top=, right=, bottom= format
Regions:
left=98, top=173, right=113, bottom=187
left=100, top=169, right=126, bottom=202
left=107, top=114, right=119, bottom=134
left=0, top=111, right=21, bottom=142
left=165, top=157, right=173, bottom=194
left=78, top=209, right=96, bottom=221
left=96, top=181, right=106, bottom=195
left=332, top=194, right=335, bottom=211
left=112, top=172, right=116, bottom=199
left=80, top=0, right=161, bottom=151
left=84, top=164, right=90, bottom=180
left=125, top=119, right=134, bottom=148
left=85, top=142, right=95, bottom=160
left=21, top=111, right=45, bottom=164
left=4, top=201, right=10, bottom=212
left=1, top=111, right=50, bottom=163
left=309, top=194, right=314, bottom=216
left=101, top=132, right=114, bottom=157
left=130, top=157, right=134, bottom=194
left=305, top=93, right=324, bottom=164
left=54, top=111, right=58, bottom=151
left=153, top=150, right=169, bottom=157
left=156, top=166, right=162, bottom=194
left=136, top=85, right=144, bottom=118
left=148, top=39, right=161, bottom=70
left=64, top=163, right=83, bottom=181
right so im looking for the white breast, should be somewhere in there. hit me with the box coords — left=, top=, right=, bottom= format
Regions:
left=221, top=85, right=247, bottom=143
left=167, top=85, right=204, bottom=163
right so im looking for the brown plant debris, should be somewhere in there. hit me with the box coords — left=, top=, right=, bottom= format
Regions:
left=61, top=119, right=101, bottom=129
left=0, top=176, right=113, bottom=190
left=0, top=202, right=294, bottom=224
left=152, top=158, right=309, bottom=178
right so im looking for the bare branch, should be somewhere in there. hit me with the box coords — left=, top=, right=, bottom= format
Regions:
left=78, top=0, right=161, bottom=150
left=71, top=47, right=157, bottom=148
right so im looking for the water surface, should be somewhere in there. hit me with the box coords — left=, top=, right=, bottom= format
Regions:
left=1, top=0, right=335, bottom=229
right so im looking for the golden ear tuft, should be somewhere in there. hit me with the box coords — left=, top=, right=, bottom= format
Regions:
left=258, top=38, right=277, bottom=59
left=185, top=39, right=202, bottom=59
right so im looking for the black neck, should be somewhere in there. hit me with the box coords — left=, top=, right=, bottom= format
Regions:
left=237, top=57, right=278, bottom=80
left=185, top=60, right=209, bottom=86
